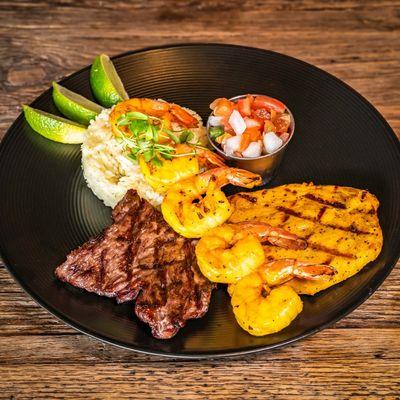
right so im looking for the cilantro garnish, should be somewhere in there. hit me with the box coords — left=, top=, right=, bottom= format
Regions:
left=115, top=111, right=198, bottom=166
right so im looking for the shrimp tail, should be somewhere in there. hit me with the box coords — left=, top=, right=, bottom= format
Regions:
left=236, top=222, right=307, bottom=250
left=199, top=167, right=262, bottom=188
left=292, top=262, right=337, bottom=280
left=260, top=259, right=336, bottom=287
left=201, top=150, right=226, bottom=168
left=263, top=230, right=307, bottom=250
left=225, top=168, right=262, bottom=188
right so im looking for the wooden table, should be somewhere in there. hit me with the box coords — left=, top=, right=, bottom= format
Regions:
left=1, top=1, right=399, bottom=398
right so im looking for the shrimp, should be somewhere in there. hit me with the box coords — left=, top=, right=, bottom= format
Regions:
left=231, top=260, right=336, bottom=336
left=110, top=98, right=199, bottom=139
left=139, top=143, right=225, bottom=194
left=161, top=167, right=262, bottom=238
left=196, top=222, right=307, bottom=283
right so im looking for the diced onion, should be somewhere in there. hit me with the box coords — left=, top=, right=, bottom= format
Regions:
left=242, top=141, right=262, bottom=158
left=263, top=132, right=283, bottom=154
left=223, top=135, right=242, bottom=156
left=244, top=117, right=261, bottom=129
left=228, top=110, right=246, bottom=135
left=208, top=115, right=223, bottom=127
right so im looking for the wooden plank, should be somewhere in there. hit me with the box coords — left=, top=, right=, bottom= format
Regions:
left=0, top=330, right=399, bottom=399
left=0, top=328, right=399, bottom=364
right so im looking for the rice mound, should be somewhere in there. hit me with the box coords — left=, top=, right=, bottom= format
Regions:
left=81, top=106, right=207, bottom=208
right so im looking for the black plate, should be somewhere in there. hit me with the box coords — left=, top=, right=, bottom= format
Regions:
left=1, top=44, right=399, bottom=358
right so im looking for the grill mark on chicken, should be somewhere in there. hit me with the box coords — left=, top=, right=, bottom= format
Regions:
left=276, top=206, right=370, bottom=235
left=304, top=193, right=346, bottom=209
left=317, top=206, right=327, bottom=221
left=281, top=213, right=290, bottom=223
left=55, top=190, right=214, bottom=339
left=236, top=193, right=258, bottom=203
left=307, top=242, right=356, bottom=259
left=325, top=257, right=334, bottom=265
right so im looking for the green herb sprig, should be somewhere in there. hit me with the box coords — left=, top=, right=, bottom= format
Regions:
left=115, top=111, right=197, bottom=166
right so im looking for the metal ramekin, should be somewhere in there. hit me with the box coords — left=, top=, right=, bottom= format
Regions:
left=206, top=94, right=295, bottom=184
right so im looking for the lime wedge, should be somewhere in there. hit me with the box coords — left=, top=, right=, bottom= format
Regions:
left=23, top=105, right=86, bottom=144
left=52, top=82, right=102, bottom=126
left=90, top=54, right=129, bottom=107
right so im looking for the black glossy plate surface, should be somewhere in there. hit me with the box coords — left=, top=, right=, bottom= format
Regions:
left=1, top=44, right=399, bottom=358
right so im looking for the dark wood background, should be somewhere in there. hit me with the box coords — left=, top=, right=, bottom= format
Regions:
left=1, top=1, right=399, bottom=398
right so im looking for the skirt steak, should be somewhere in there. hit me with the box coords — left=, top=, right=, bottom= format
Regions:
left=55, top=190, right=214, bottom=339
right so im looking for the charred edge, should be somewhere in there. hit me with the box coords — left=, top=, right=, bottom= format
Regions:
left=276, top=206, right=370, bottom=235
left=361, top=191, right=367, bottom=201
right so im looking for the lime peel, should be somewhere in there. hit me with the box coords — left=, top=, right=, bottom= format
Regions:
left=90, top=54, right=129, bottom=108
left=23, top=104, right=87, bottom=144
left=52, top=82, right=102, bottom=126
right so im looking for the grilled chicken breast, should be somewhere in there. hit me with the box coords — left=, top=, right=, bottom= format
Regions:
left=229, top=183, right=383, bottom=295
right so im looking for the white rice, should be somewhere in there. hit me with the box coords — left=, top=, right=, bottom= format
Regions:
left=81, top=106, right=207, bottom=208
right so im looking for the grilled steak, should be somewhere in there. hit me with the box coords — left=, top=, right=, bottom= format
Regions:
left=55, top=190, right=214, bottom=339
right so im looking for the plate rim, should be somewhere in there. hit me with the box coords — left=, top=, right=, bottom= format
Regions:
left=1, top=43, right=400, bottom=359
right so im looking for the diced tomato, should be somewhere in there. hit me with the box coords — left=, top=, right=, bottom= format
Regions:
left=264, top=120, right=276, bottom=133
left=237, top=95, right=253, bottom=117
left=240, top=132, right=251, bottom=152
left=244, top=117, right=263, bottom=129
left=253, top=108, right=270, bottom=120
left=245, top=127, right=262, bottom=141
left=280, top=132, right=290, bottom=143
left=274, top=114, right=291, bottom=133
left=210, top=98, right=234, bottom=118
left=210, top=97, right=227, bottom=110
left=215, top=105, right=233, bottom=118
left=253, top=96, right=286, bottom=113
left=220, top=116, right=234, bottom=133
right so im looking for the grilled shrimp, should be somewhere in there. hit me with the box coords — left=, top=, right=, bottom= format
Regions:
left=110, top=98, right=199, bottom=139
left=161, top=167, right=262, bottom=238
left=196, top=222, right=307, bottom=283
left=231, top=260, right=336, bottom=336
left=139, top=143, right=225, bottom=194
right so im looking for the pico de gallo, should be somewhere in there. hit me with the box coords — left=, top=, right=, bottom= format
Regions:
left=207, top=95, right=292, bottom=158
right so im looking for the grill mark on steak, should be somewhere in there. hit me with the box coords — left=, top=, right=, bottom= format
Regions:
left=55, top=190, right=214, bottom=339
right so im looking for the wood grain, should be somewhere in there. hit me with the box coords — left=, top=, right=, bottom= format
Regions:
left=0, top=0, right=399, bottom=398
